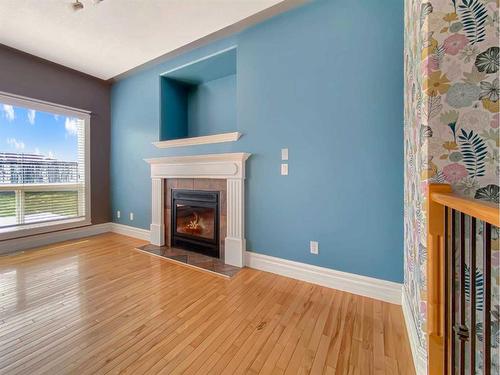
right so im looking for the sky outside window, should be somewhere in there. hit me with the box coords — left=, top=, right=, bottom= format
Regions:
left=0, top=102, right=79, bottom=161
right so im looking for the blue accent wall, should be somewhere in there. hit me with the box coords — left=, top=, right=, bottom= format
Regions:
left=187, top=74, right=237, bottom=137
left=110, top=0, right=404, bottom=282
left=160, top=78, right=189, bottom=140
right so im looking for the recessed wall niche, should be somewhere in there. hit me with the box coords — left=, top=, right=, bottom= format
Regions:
left=159, top=47, right=237, bottom=143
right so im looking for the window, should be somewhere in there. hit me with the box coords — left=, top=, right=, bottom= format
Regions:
left=0, top=92, right=90, bottom=239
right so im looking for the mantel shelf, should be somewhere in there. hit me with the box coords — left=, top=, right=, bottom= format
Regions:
left=152, top=132, right=242, bottom=149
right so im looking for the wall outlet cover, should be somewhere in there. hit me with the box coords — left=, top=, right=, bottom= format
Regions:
left=281, top=163, right=288, bottom=176
left=310, top=241, right=319, bottom=254
left=281, top=148, right=288, bottom=161
left=130, top=212, right=134, bottom=221
left=117, top=210, right=121, bottom=218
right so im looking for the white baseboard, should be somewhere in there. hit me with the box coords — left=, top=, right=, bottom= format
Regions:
left=402, top=288, right=427, bottom=375
left=0, top=223, right=403, bottom=307
left=0, top=223, right=112, bottom=255
left=109, top=223, right=150, bottom=241
left=0, top=222, right=150, bottom=255
left=245, top=251, right=402, bottom=305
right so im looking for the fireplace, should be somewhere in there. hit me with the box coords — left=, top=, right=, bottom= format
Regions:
left=146, top=153, right=250, bottom=267
left=171, top=189, right=219, bottom=258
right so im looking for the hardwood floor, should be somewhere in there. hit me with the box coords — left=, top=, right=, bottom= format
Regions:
left=0, top=233, right=414, bottom=374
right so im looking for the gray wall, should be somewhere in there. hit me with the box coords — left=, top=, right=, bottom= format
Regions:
left=0, top=44, right=111, bottom=224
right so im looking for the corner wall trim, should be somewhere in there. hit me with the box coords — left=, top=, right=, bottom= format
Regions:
left=109, top=223, right=151, bottom=241
left=245, top=251, right=402, bottom=305
left=402, top=288, right=427, bottom=375
left=0, top=223, right=112, bottom=255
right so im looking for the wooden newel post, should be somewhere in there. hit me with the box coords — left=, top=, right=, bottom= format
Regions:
left=426, top=183, right=452, bottom=375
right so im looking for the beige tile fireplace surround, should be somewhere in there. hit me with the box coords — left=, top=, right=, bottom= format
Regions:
left=165, top=178, right=227, bottom=259
left=145, top=153, right=251, bottom=267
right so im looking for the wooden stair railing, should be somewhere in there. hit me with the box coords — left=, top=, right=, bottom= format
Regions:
left=427, top=184, right=499, bottom=375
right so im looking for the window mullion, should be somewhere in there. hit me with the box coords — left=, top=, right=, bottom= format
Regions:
left=15, top=189, right=25, bottom=225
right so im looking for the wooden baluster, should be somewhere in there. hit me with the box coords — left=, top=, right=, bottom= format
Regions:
left=483, top=222, right=491, bottom=375
left=450, top=209, right=456, bottom=374
left=457, top=213, right=467, bottom=375
left=469, top=217, right=476, bottom=374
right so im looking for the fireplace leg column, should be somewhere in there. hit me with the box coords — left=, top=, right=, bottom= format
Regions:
left=225, top=178, right=246, bottom=267
left=150, top=178, right=165, bottom=246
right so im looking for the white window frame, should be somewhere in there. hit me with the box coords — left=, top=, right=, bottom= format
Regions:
left=0, top=91, right=91, bottom=240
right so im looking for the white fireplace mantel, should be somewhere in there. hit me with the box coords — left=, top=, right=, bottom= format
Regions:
left=144, top=152, right=251, bottom=267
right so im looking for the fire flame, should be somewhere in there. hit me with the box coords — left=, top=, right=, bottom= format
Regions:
left=184, top=212, right=205, bottom=235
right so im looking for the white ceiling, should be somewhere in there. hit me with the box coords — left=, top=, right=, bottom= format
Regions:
left=0, top=0, right=290, bottom=80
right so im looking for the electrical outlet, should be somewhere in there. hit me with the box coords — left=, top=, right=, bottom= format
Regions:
left=281, top=163, right=288, bottom=176
left=116, top=210, right=120, bottom=219
left=310, top=241, right=319, bottom=255
left=129, top=212, right=134, bottom=221
left=281, top=148, right=289, bottom=161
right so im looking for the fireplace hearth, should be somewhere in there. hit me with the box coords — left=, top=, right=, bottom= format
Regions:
left=171, top=189, right=219, bottom=258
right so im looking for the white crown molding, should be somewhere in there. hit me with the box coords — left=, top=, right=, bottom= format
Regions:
left=402, top=288, right=427, bottom=375
left=245, top=251, right=403, bottom=305
left=152, top=132, right=242, bottom=149
left=0, top=223, right=111, bottom=255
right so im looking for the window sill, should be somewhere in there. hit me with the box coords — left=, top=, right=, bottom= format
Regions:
left=0, top=217, right=91, bottom=241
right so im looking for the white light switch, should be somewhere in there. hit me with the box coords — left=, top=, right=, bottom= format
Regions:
left=281, top=163, right=288, bottom=176
left=281, top=148, right=289, bottom=161
left=310, top=241, right=319, bottom=255
left=130, top=212, right=134, bottom=221
left=117, top=210, right=121, bottom=219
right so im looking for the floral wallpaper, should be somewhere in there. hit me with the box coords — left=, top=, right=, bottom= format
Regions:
left=404, top=0, right=499, bottom=372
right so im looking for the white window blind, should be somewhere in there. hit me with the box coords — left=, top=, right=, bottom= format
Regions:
left=0, top=93, right=90, bottom=233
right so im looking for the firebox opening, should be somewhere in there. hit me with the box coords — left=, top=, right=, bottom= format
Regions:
left=171, top=189, right=220, bottom=258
